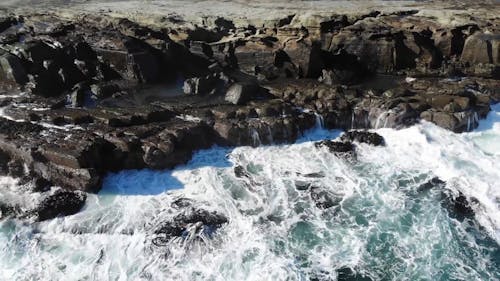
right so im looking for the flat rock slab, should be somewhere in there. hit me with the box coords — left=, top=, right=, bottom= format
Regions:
left=2, top=1, right=499, bottom=30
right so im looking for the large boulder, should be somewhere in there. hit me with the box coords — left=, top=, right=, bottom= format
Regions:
left=440, top=187, right=478, bottom=221
left=319, top=49, right=369, bottom=84
left=328, top=21, right=402, bottom=73
left=461, top=32, right=500, bottom=65
left=233, top=39, right=279, bottom=76
left=142, top=121, right=214, bottom=169
left=356, top=94, right=420, bottom=130
left=433, top=27, right=466, bottom=59
left=94, top=36, right=166, bottom=83
left=0, top=54, right=28, bottom=86
left=420, top=110, right=478, bottom=133
left=1, top=188, right=86, bottom=221
left=315, top=140, right=355, bottom=156
left=153, top=208, right=228, bottom=245
left=33, top=189, right=87, bottom=221
left=283, top=38, right=323, bottom=78
left=0, top=201, right=18, bottom=219
left=340, top=131, right=385, bottom=146
left=224, top=82, right=260, bottom=105
left=212, top=108, right=315, bottom=146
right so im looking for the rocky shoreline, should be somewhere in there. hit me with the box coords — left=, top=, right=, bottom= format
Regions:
left=0, top=2, right=498, bottom=220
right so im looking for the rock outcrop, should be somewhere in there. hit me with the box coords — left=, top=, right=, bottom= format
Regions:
left=0, top=187, right=86, bottom=221
left=340, top=131, right=385, bottom=146
left=0, top=3, right=497, bottom=200
left=34, top=189, right=87, bottom=221
left=153, top=207, right=228, bottom=246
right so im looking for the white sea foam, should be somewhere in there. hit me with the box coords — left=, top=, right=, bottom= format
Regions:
left=0, top=105, right=499, bottom=280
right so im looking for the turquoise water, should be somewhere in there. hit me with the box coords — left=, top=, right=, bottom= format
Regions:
left=0, top=105, right=499, bottom=280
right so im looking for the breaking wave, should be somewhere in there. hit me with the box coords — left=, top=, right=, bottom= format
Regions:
left=1, top=104, right=499, bottom=280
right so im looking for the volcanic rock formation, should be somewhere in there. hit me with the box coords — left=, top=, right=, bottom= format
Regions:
left=0, top=1, right=497, bottom=198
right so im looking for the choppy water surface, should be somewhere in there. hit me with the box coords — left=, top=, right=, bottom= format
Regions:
left=1, top=104, right=499, bottom=281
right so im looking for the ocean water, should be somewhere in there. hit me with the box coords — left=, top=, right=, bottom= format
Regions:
left=0, top=104, right=499, bottom=281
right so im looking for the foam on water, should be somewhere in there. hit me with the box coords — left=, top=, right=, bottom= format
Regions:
left=1, top=106, right=499, bottom=280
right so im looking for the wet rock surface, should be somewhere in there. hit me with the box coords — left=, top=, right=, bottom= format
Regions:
left=34, top=189, right=87, bottom=221
left=0, top=3, right=497, bottom=199
left=340, top=131, right=385, bottom=146
left=417, top=177, right=446, bottom=193
left=336, top=267, right=373, bottom=281
left=442, top=189, right=479, bottom=221
left=315, top=140, right=355, bottom=157
left=0, top=186, right=86, bottom=221
left=153, top=207, right=228, bottom=245
left=416, top=177, right=478, bottom=220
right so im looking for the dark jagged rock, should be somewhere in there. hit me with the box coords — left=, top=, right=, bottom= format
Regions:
left=310, top=186, right=340, bottom=209
left=31, top=177, right=52, bottom=192
left=0, top=202, right=14, bottom=219
left=294, top=180, right=311, bottom=191
left=234, top=165, right=249, bottom=178
left=417, top=177, right=445, bottom=192
left=336, top=267, right=373, bottom=281
left=340, top=131, right=385, bottom=146
left=319, top=49, right=368, bottom=85
left=212, top=103, right=316, bottom=146
left=421, top=177, right=479, bottom=220
left=171, top=197, right=194, bottom=209
left=315, top=140, right=355, bottom=155
left=0, top=7, right=495, bottom=201
left=451, top=193, right=476, bottom=216
left=141, top=120, right=214, bottom=169
left=34, top=189, right=87, bottom=221
left=441, top=190, right=478, bottom=220
left=22, top=40, right=59, bottom=63
left=0, top=118, right=43, bottom=135
left=0, top=201, right=22, bottom=219
left=174, top=209, right=228, bottom=226
left=153, top=208, right=228, bottom=245
left=7, top=159, right=25, bottom=178
left=74, top=41, right=98, bottom=61
left=417, top=177, right=446, bottom=192
left=0, top=186, right=85, bottom=221
left=0, top=54, right=28, bottom=85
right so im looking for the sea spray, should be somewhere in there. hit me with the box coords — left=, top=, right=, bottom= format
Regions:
left=0, top=106, right=499, bottom=281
